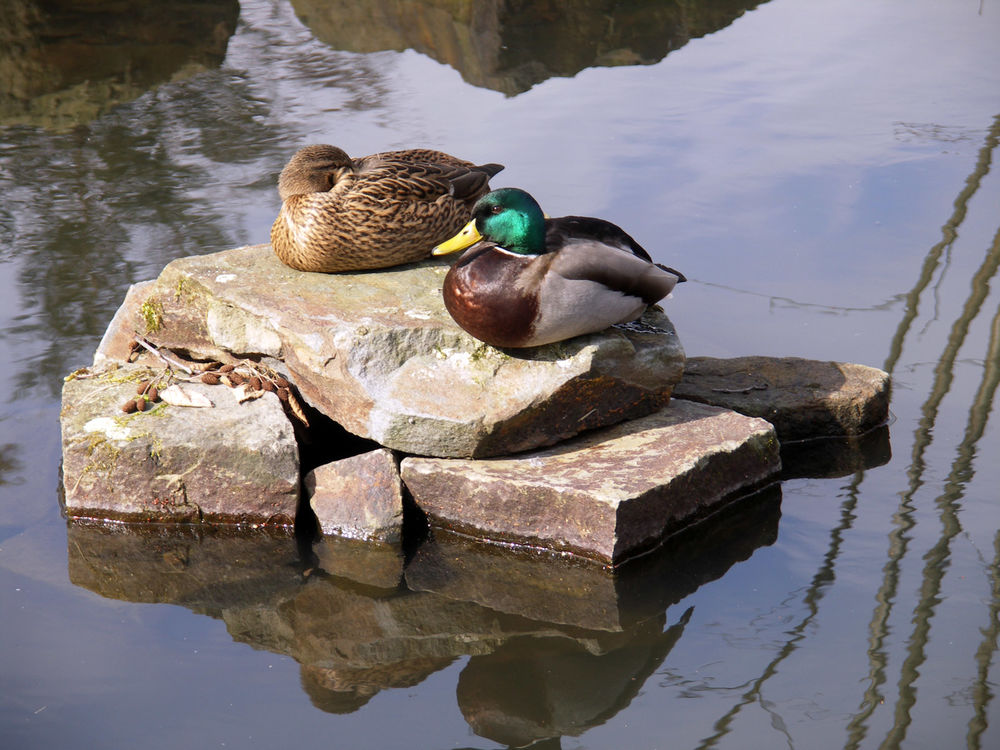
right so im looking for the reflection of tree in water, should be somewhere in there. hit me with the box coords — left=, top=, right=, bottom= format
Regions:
left=0, top=2, right=425, bottom=402
left=688, top=114, right=1000, bottom=750
left=290, top=0, right=768, bottom=96
left=0, top=0, right=239, bottom=130
left=848, top=114, right=1000, bottom=750
left=1, top=83, right=266, bottom=399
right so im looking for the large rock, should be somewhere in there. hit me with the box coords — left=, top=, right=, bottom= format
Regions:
left=673, top=356, right=890, bottom=440
left=60, top=362, right=299, bottom=525
left=400, top=399, right=780, bottom=565
left=94, top=244, right=685, bottom=458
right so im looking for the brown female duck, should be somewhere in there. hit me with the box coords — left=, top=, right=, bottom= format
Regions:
left=270, top=144, right=504, bottom=272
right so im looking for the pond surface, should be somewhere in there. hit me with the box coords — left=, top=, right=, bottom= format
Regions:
left=2, top=0, right=1000, bottom=748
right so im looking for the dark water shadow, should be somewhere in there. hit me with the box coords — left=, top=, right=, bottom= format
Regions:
left=290, top=0, right=767, bottom=96
left=779, top=425, right=892, bottom=480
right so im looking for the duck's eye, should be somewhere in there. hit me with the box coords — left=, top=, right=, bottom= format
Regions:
left=490, top=205, right=504, bottom=215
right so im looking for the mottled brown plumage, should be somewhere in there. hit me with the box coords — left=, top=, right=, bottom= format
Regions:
left=269, top=144, right=504, bottom=273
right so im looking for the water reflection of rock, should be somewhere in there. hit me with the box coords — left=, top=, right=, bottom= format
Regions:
left=67, top=486, right=779, bottom=738
left=0, top=0, right=239, bottom=129
left=779, top=425, right=892, bottom=480
left=291, top=0, right=766, bottom=96
left=458, top=610, right=691, bottom=748
left=407, top=485, right=781, bottom=631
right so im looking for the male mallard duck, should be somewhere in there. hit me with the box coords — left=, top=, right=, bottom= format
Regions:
left=270, top=144, right=504, bottom=273
left=432, top=187, right=685, bottom=348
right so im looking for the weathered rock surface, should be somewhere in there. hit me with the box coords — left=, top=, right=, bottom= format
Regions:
left=401, top=399, right=780, bottom=564
left=305, top=449, right=404, bottom=543
left=673, top=356, right=890, bottom=440
left=60, top=362, right=299, bottom=525
left=93, top=245, right=685, bottom=458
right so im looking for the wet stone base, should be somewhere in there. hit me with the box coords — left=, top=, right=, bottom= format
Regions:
left=58, top=245, right=891, bottom=563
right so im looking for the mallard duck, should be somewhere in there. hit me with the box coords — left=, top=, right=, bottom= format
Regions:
left=270, top=144, right=504, bottom=272
left=432, top=187, right=685, bottom=348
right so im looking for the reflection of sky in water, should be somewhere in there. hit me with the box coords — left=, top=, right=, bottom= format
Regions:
left=1, top=0, right=1000, bottom=747
left=223, top=0, right=1000, bottom=367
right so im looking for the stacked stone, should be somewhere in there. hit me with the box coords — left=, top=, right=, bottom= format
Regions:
left=60, top=245, right=889, bottom=564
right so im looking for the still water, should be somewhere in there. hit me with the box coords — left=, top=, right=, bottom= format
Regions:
left=2, top=0, right=1000, bottom=747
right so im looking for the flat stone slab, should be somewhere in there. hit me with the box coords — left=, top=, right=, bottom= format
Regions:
left=305, top=448, right=404, bottom=543
left=60, top=362, right=299, bottom=525
left=400, top=399, right=780, bottom=564
left=672, top=356, right=890, bottom=440
left=93, top=244, right=685, bottom=458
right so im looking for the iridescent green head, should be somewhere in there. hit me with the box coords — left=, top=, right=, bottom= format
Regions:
left=433, top=188, right=547, bottom=256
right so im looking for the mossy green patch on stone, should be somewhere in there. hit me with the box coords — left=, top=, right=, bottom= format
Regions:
left=469, top=342, right=509, bottom=363
left=174, top=277, right=189, bottom=301
left=140, top=297, right=164, bottom=333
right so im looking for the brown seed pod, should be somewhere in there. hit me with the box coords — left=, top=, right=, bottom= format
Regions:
left=147, top=386, right=159, bottom=402
left=228, top=372, right=245, bottom=386
left=287, top=391, right=310, bottom=427
left=135, top=397, right=148, bottom=412
left=201, top=372, right=221, bottom=385
left=261, top=379, right=276, bottom=392
left=136, top=379, right=150, bottom=395
left=277, top=387, right=290, bottom=402
left=219, top=364, right=236, bottom=373
left=249, top=376, right=262, bottom=391
left=273, top=376, right=290, bottom=389
left=121, top=399, right=138, bottom=413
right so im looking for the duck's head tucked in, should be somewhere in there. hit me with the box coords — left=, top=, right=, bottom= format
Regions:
left=276, top=144, right=355, bottom=200
left=433, top=187, right=684, bottom=349
left=269, top=144, right=503, bottom=273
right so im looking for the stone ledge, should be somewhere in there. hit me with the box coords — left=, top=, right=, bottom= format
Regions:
left=60, top=362, right=299, bottom=525
left=401, top=399, right=781, bottom=565
left=673, top=356, right=890, bottom=440
left=406, top=486, right=780, bottom=631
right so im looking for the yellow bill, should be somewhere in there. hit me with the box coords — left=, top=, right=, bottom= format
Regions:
left=432, top=218, right=482, bottom=255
